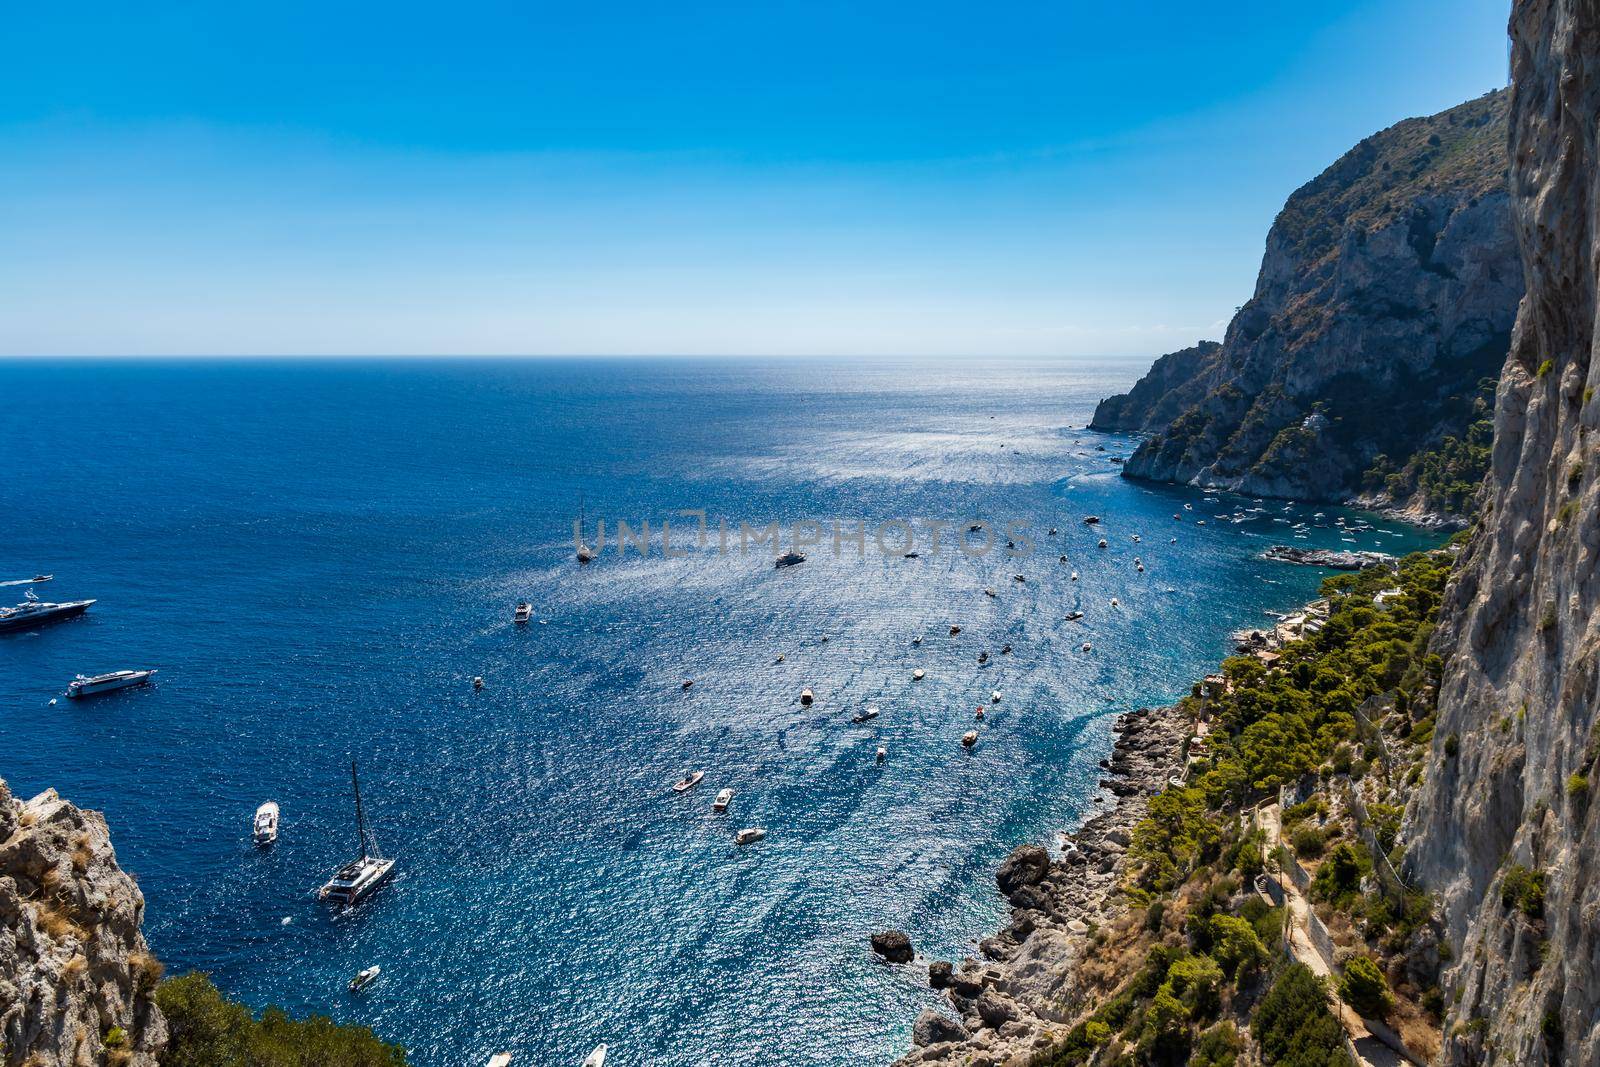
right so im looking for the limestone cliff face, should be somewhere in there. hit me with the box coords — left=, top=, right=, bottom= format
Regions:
left=1403, top=4, right=1600, bottom=1064
left=1093, top=92, right=1522, bottom=520
left=0, top=780, right=166, bottom=1067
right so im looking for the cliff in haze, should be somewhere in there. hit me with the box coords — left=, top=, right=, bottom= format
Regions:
left=0, top=779, right=166, bottom=1067
left=1093, top=91, right=1522, bottom=524
left=1403, top=2, right=1600, bottom=1063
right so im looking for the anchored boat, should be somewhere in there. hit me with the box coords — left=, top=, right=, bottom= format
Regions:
left=253, top=801, right=279, bottom=846
left=1, top=588, right=95, bottom=633
left=65, top=669, right=156, bottom=699
left=318, top=762, right=396, bottom=907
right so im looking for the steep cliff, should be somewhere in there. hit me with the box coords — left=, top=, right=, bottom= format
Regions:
left=0, top=780, right=166, bottom=1067
left=1403, top=3, right=1600, bottom=1064
left=1093, top=91, right=1522, bottom=522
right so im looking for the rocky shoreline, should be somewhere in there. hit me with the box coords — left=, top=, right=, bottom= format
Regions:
left=894, top=702, right=1193, bottom=1066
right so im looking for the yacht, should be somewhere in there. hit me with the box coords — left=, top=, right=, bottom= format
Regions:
left=348, top=966, right=380, bottom=993
left=582, top=1044, right=608, bottom=1067
left=1, top=589, right=95, bottom=633
left=735, top=827, right=766, bottom=845
left=672, top=771, right=705, bottom=793
left=851, top=707, right=880, bottom=724
left=65, top=669, right=156, bottom=699
left=774, top=551, right=806, bottom=569
left=513, top=602, right=532, bottom=624
left=712, top=788, right=733, bottom=812
left=253, top=801, right=280, bottom=846
left=800, top=688, right=814, bottom=705
left=318, top=762, right=396, bottom=907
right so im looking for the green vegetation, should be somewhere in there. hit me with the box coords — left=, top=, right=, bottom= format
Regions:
left=1500, top=864, right=1546, bottom=918
left=156, top=973, right=408, bottom=1067
left=1569, top=772, right=1590, bottom=799
left=1537, top=359, right=1555, bottom=379
left=1364, top=377, right=1496, bottom=517
left=1252, top=964, right=1354, bottom=1067
left=1338, top=955, right=1392, bottom=1018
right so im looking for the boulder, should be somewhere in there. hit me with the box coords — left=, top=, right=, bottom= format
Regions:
left=870, top=929, right=914, bottom=963
left=995, top=845, right=1050, bottom=895
left=974, top=989, right=1020, bottom=1028
left=927, top=960, right=954, bottom=989
left=912, top=1009, right=969, bottom=1047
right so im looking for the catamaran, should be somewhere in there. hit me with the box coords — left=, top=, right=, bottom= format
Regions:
left=319, top=762, right=396, bottom=907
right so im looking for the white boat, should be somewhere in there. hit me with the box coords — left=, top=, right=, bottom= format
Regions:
left=1097, top=539, right=1108, bottom=549
left=487, top=1055, right=513, bottom=1067
left=712, top=788, right=733, bottom=812
left=582, top=1044, right=608, bottom=1067
left=672, top=771, right=705, bottom=793
left=473, top=676, right=484, bottom=690
left=319, top=762, right=396, bottom=907
left=991, top=690, right=1001, bottom=703
left=851, top=707, right=880, bottom=724
left=253, top=801, right=279, bottom=846
left=65, top=669, right=156, bottom=699
left=348, top=965, right=380, bottom=992
left=514, top=602, right=532, bottom=624
left=1109, top=598, right=1120, bottom=607
left=800, top=688, right=814, bottom=705
left=875, top=746, right=886, bottom=762
left=1070, top=571, right=1078, bottom=581
left=912, top=668, right=925, bottom=681
left=735, top=828, right=766, bottom=845
left=961, top=730, right=979, bottom=748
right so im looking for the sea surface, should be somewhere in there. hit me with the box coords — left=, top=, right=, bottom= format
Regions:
left=0, top=358, right=1439, bottom=1066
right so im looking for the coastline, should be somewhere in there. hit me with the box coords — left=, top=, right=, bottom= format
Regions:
left=896, top=592, right=1337, bottom=1066
left=895, top=700, right=1194, bottom=1065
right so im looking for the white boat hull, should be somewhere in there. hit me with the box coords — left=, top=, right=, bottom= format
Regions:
left=66, top=670, right=156, bottom=699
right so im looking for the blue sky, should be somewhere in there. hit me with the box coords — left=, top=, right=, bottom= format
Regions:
left=1, top=0, right=1510, bottom=357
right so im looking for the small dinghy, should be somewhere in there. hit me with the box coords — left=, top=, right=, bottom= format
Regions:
left=1081, top=642, right=1093, bottom=652
left=911, top=635, right=923, bottom=646
left=800, top=688, right=814, bottom=705
left=681, top=679, right=694, bottom=690
left=349, top=965, right=380, bottom=993
left=473, top=676, right=484, bottom=691
left=1012, top=574, right=1025, bottom=583
left=774, top=653, right=785, bottom=663
left=912, top=668, right=925, bottom=680
left=974, top=706, right=985, bottom=720
left=1000, top=644, right=1012, bottom=654
left=735, top=828, right=766, bottom=845
left=1110, top=598, right=1120, bottom=607
left=949, top=625, right=961, bottom=635
left=713, top=788, right=733, bottom=812
left=253, top=801, right=279, bottom=847
left=1132, top=535, right=1141, bottom=543
left=487, top=1054, right=513, bottom=1067
left=984, top=588, right=996, bottom=598
left=672, top=771, right=705, bottom=793
left=977, top=651, right=989, bottom=664
left=1059, top=554, right=1068, bottom=563
left=1070, top=571, right=1079, bottom=581
left=961, top=730, right=979, bottom=748
left=582, top=1045, right=608, bottom=1067
left=851, top=707, right=880, bottom=724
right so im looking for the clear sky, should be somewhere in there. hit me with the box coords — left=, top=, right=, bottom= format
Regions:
left=1, top=0, right=1510, bottom=357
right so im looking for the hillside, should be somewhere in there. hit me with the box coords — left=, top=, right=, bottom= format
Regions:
left=1092, top=91, right=1522, bottom=524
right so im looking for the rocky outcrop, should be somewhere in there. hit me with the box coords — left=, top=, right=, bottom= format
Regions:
left=1402, top=4, right=1600, bottom=1065
left=1092, top=91, right=1522, bottom=522
left=0, top=780, right=166, bottom=1067
left=870, top=929, right=914, bottom=964
left=895, top=705, right=1190, bottom=1066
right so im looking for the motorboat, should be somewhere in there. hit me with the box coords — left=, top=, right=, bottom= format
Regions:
left=912, top=668, right=925, bottom=680
left=949, top=625, right=961, bottom=635
left=735, top=828, right=766, bottom=845
left=514, top=602, right=533, bottom=624
left=1097, top=539, right=1108, bottom=549
left=473, top=676, right=484, bottom=690
left=800, top=688, right=814, bottom=705
left=582, top=1047, right=608, bottom=1067
left=348, top=966, right=380, bottom=993
left=775, top=551, right=806, bottom=569
left=851, top=707, right=880, bottom=724
left=713, top=788, right=733, bottom=812
left=1110, top=598, right=1120, bottom=607
left=487, top=1055, right=513, bottom=1067
left=875, top=746, right=886, bottom=763
left=253, top=801, right=279, bottom=846
left=1070, top=571, right=1079, bottom=581
left=974, top=706, right=985, bottom=721
left=681, top=679, right=694, bottom=690
left=318, top=762, right=396, bottom=907
left=961, top=731, right=978, bottom=748
left=991, top=690, right=1001, bottom=702
left=672, top=771, right=705, bottom=793
left=977, top=651, right=988, bottom=664
left=984, top=588, right=996, bottom=597
left=1065, top=611, right=1083, bottom=621
left=65, top=669, right=156, bottom=699
left=1081, top=643, right=1093, bottom=652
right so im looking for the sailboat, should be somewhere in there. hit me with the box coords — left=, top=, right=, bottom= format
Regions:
left=318, top=761, right=396, bottom=906
left=576, top=495, right=595, bottom=565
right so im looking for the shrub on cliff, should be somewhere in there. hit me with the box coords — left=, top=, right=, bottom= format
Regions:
left=157, top=972, right=408, bottom=1067
left=1251, top=964, right=1353, bottom=1067
left=1338, top=954, right=1392, bottom=1018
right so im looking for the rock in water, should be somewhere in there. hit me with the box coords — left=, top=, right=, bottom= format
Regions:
left=927, top=959, right=953, bottom=988
left=0, top=778, right=168, bottom=1066
left=869, top=929, right=914, bottom=963
left=910, top=1009, right=969, bottom=1047
left=994, top=844, right=1050, bottom=896
left=1090, top=90, right=1521, bottom=525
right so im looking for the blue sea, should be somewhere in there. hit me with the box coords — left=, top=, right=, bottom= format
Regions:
left=0, top=358, right=1437, bottom=1066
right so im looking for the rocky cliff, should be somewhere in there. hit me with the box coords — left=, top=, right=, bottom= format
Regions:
left=0, top=779, right=166, bottom=1067
left=1403, top=3, right=1600, bottom=1064
left=1093, top=91, right=1522, bottom=522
